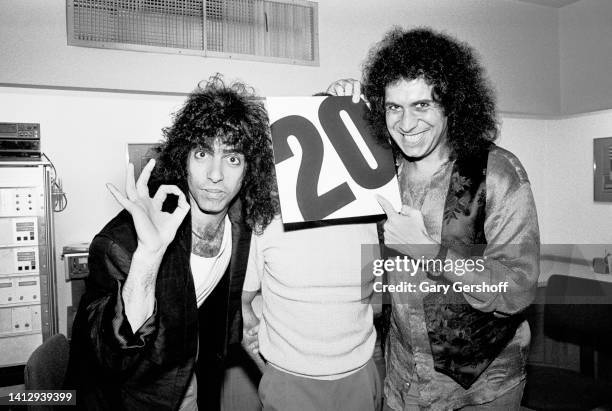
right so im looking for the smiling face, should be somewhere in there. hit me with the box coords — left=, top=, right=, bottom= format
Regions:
left=186, top=139, right=246, bottom=216
left=384, top=77, right=449, bottom=162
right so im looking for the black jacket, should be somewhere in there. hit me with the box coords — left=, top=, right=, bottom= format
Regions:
left=65, top=204, right=251, bottom=410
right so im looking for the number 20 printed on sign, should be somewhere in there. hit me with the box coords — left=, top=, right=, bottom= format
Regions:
left=266, top=96, right=402, bottom=224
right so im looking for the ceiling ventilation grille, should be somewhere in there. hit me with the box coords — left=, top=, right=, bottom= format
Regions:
left=67, top=0, right=318, bottom=65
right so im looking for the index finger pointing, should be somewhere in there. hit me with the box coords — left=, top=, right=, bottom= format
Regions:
left=375, top=194, right=397, bottom=216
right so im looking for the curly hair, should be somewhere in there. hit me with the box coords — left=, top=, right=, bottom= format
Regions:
left=151, top=74, right=278, bottom=234
left=362, top=27, right=499, bottom=160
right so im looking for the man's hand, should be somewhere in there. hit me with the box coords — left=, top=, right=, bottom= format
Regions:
left=325, top=78, right=365, bottom=104
left=106, top=159, right=190, bottom=255
left=376, top=195, right=439, bottom=258
left=242, top=305, right=260, bottom=356
left=242, top=301, right=266, bottom=371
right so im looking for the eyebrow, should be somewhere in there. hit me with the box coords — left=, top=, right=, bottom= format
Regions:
left=195, top=144, right=243, bottom=154
left=411, top=99, right=435, bottom=105
left=384, top=99, right=435, bottom=107
left=221, top=147, right=244, bottom=155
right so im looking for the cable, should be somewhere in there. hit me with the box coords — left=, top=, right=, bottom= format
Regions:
left=42, top=153, right=68, bottom=212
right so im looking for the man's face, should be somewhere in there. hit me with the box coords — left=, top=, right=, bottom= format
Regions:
left=186, top=139, right=246, bottom=215
left=384, top=77, right=449, bottom=160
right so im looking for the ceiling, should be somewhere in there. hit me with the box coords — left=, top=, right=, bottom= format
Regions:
left=514, top=0, right=582, bottom=7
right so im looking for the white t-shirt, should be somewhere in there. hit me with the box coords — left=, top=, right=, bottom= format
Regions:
left=244, top=216, right=380, bottom=379
left=190, top=215, right=232, bottom=307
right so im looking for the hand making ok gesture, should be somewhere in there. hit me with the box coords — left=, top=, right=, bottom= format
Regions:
left=106, top=159, right=190, bottom=256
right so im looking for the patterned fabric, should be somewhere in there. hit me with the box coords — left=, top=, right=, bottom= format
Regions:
left=422, top=155, right=524, bottom=389
left=384, top=146, right=540, bottom=410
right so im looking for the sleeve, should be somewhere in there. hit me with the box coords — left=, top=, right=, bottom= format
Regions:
left=443, top=161, right=540, bottom=315
left=77, top=234, right=158, bottom=373
left=243, top=231, right=264, bottom=292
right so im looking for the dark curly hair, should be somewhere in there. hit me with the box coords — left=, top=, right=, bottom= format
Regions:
left=362, top=27, right=498, bottom=160
left=151, top=74, right=278, bottom=234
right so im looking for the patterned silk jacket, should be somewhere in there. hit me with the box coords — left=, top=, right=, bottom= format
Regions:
left=384, top=145, right=540, bottom=411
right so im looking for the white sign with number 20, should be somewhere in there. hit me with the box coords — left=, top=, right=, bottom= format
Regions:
left=266, top=96, right=402, bottom=224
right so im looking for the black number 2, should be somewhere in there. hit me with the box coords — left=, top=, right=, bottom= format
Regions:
left=271, top=97, right=395, bottom=221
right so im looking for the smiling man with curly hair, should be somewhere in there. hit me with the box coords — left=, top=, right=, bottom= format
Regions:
left=328, top=27, right=540, bottom=410
left=66, top=75, right=278, bottom=410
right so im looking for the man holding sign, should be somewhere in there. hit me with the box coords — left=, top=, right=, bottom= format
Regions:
left=240, top=94, right=390, bottom=411
left=329, top=27, right=540, bottom=410
left=242, top=217, right=383, bottom=411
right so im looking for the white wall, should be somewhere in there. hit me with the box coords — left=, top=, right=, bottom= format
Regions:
left=486, top=112, right=612, bottom=282
left=543, top=110, right=612, bottom=244
left=559, top=0, right=612, bottom=114
left=1, top=0, right=560, bottom=114
left=496, top=116, right=550, bottom=238
left=498, top=110, right=612, bottom=245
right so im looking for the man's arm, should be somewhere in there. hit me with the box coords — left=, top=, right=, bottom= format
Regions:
left=439, top=180, right=540, bottom=315
left=77, top=159, right=189, bottom=372
left=241, top=233, right=266, bottom=371
left=79, top=232, right=160, bottom=373
left=106, top=159, right=189, bottom=332
left=241, top=291, right=260, bottom=348
left=121, top=247, right=164, bottom=332
left=419, top=155, right=540, bottom=315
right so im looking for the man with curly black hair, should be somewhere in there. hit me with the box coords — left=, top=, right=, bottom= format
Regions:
left=328, top=27, right=539, bottom=410
left=66, top=75, right=278, bottom=410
